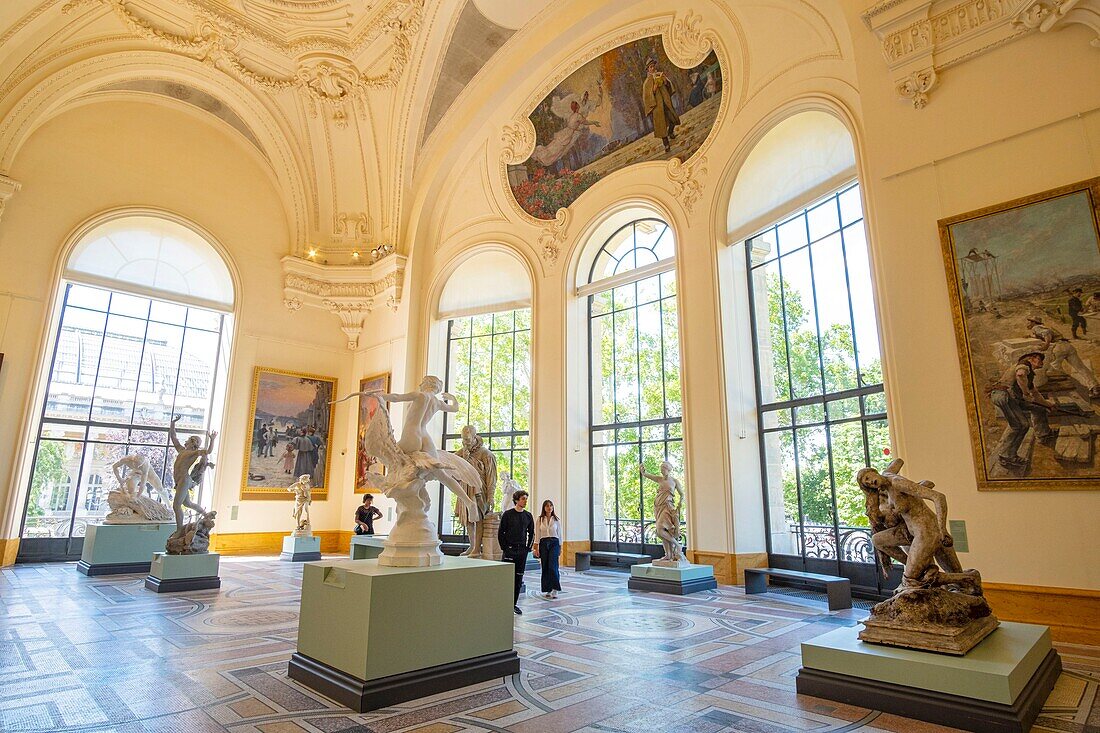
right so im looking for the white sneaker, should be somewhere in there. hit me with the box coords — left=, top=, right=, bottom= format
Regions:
left=550, top=590, right=558, bottom=599
left=542, top=592, right=552, bottom=599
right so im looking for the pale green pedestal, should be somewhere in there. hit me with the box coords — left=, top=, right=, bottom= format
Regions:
left=797, top=622, right=1062, bottom=732
left=145, top=552, right=221, bottom=593
left=77, top=522, right=175, bottom=576
left=281, top=534, right=321, bottom=561
left=349, top=535, right=386, bottom=560
left=289, top=556, right=519, bottom=711
left=628, top=562, right=717, bottom=595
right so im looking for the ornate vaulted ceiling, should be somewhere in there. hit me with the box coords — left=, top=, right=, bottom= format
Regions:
left=0, top=0, right=552, bottom=264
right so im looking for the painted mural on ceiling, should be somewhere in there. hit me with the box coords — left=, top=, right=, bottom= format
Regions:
left=509, top=36, right=723, bottom=220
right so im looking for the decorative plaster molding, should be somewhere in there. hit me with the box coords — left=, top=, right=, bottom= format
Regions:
left=1013, top=0, right=1100, bottom=45
left=859, top=0, right=1100, bottom=108
left=333, top=211, right=369, bottom=238
left=62, top=0, right=425, bottom=126
left=536, top=208, right=570, bottom=266
left=0, top=173, right=21, bottom=223
left=665, top=10, right=714, bottom=67
left=667, top=156, right=707, bottom=215
left=499, top=117, right=535, bottom=166
left=895, top=67, right=937, bottom=109
left=281, top=253, right=405, bottom=349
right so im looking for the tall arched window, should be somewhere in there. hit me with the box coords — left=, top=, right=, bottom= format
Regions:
left=435, top=250, right=532, bottom=541
left=582, top=218, right=683, bottom=554
left=17, top=214, right=234, bottom=562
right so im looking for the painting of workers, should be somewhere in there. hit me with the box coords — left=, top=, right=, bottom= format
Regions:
left=939, top=177, right=1100, bottom=490
left=508, top=36, right=722, bottom=220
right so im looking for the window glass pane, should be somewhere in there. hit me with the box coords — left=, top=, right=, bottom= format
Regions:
left=22, top=440, right=84, bottom=539
left=150, top=301, right=187, bottom=325
left=826, top=397, right=860, bottom=420
left=780, top=248, right=823, bottom=399
left=762, top=430, right=799, bottom=556
left=777, top=216, right=808, bottom=255
left=813, top=233, right=858, bottom=393
left=614, top=308, right=639, bottom=423
left=90, top=314, right=145, bottom=423
left=807, top=198, right=840, bottom=243
left=796, top=426, right=836, bottom=560
left=69, top=284, right=111, bottom=311
left=748, top=229, right=778, bottom=265
left=794, top=403, right=824, bottom=425
left=592, top=445, right=614, bottom=543
left=450, top=316, right=470, bottom=338
left=46, top=307, right=107, bottom=421
left=109, top=292, right=150, bottom=319
left=186, top=309, right=221, bottom=332
left=838, top=183, right=863, bottom=227
left=751, top=258, right=790, bottom=403
left=175, top=328, right=219, bottom=429
left=842, top=223, right=883, bottom=386
left=134, top=321, right=183, bottom=426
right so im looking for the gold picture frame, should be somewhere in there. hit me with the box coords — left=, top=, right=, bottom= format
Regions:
left=241, top=366, right=338, bottom=500
left=355, top=372, right=391, bottom=491
left=939, top=176, right=1100, bottom=490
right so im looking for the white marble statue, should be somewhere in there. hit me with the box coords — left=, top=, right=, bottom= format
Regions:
left=165, top=415, right=217, bottom=553
left=288, top=473, right=312, bottom=536
left=104, top=454, right=173, bottom=524
left=643, top=462, right=688, bottom=567
left=331, top=376, right=481, bottom=566
left=453, top=425, right=498, bottom=558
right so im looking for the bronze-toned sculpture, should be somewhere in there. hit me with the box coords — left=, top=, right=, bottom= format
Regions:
left=856, top=458, right=998, bottom=654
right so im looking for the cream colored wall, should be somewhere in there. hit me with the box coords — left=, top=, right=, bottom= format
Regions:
left=0, top=98, right=353, bottom=544
left=846, top=12, right=1100, bottom=589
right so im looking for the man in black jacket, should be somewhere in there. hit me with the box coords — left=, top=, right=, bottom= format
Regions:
left=498, top=489, right=534, bottom=615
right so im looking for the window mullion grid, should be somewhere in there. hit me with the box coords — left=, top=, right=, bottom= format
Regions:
left=772, top=230, right=805, bottom=559
left=805, top=208, right=843, bottom=570
left=835, top=189, right=866, bottom=388
left=127, top=308, right=153, bottom=426
left=70, top=291, right=115, bottom=538
left=634, top=280, right=644, bottom=533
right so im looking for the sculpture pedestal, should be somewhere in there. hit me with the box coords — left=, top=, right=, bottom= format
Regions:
left=144, top=552, right=221, bottom=593
left=797, top=622, right=1061, bottom=733
left=628, top=562, right=717, bottom=595
left=289, top=556, right=519, bottom=712
left=281, top=534, right=321, bottom=562
left=350, top=535, right=387, bottom=559
left=77, top=522, right=175, bottom=576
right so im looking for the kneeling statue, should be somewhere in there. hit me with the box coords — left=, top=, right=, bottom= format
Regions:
left=856, top=458, right=997, bottom=654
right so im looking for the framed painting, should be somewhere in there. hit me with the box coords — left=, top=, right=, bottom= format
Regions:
left=939, top=176, right=1100, bottom=490
left=355, top=372, right=390, bottom=491
left=241, top=367, right=337, bottom=500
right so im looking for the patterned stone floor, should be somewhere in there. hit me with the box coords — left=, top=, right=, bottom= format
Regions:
left=1, top=558, right=1098, bottom=733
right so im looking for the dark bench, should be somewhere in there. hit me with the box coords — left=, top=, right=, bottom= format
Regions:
left=744, top=567, right=852, bottom=610
left=574, top=551, right=652, bottom=572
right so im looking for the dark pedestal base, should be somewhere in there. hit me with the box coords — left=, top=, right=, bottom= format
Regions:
left=796, top=648, right=1062, bottom=733
left=280, top=551, right=322, bottom=562
left=144, top=576, right=221, bottom=593
left=77, top=560, right=152, bottom=576
left=628, top=575, right=718, bottom=595
left=288, top=650, right=521, bottom=712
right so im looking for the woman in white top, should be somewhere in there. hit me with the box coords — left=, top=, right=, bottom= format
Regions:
left=533, top=499, right=562, bottom=598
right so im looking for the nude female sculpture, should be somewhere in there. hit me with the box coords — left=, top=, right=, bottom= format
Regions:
left=168, top=414, right=217, bottom=529
left=642, top=462, right=686, bottom=565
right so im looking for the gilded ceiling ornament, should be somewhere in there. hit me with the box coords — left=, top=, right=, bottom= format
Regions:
left=62, top=0, right=425, bottom=126
left=666, top=156, right=707, bottom=215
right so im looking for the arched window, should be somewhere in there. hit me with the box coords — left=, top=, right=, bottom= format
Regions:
left=17, top=214, right=234, bottom=561
left=732, top=112, right=894, bottom=593
left=582, top=218, right=683, bottom=554
left=435, top=250, right=532, bottom=540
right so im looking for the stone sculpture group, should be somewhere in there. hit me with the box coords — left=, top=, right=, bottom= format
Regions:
left=163, top=415, right=218, bottom=555
left=332, top=375, right=482, bottom=566
left=453, top=425, right=498, bottom=558
left=857, top=458, right=997, bottom=654
left=287, top=473, right=313, bottom=535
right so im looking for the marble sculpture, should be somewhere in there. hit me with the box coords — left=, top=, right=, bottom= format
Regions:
left=643, top=462, right=688, bottom=566
left=104, top=453, right=173, bottom=523
left=332, top=376, right=481, bottom=566
left=453, top=425, right=498, bottom=557
left=288, top=473, right=313, bottom=535
left=164, top=414, right=218, bottom=554
left=856, top=458, right=998, bottom=654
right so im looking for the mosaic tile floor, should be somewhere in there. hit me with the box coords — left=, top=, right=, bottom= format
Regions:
left=1, top=558, right=1097, bottom=733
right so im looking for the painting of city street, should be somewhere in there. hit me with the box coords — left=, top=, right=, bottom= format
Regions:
left=508, top=35, right=722, bottom=220
left=940, top=177, right=1100, bottom=490
left=241, top=367, right=336, bottom=499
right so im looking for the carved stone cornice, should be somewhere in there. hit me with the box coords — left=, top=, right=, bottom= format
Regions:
left=281, top=252, right=405, bottom=349
left=62, top=0, right=426, bottom=126
left=861, top=0, right=1098, bottom=108
left=0, top=173, right=21, bottom=224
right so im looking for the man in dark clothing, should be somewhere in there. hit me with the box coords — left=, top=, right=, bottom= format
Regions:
left=498, top=489, right=534, bottom=615
left=355, top=494, right=383, bottom=535
left=1069, top=287, right=1087, bottom=339
left=988, top=352, right=1055, bottom=469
